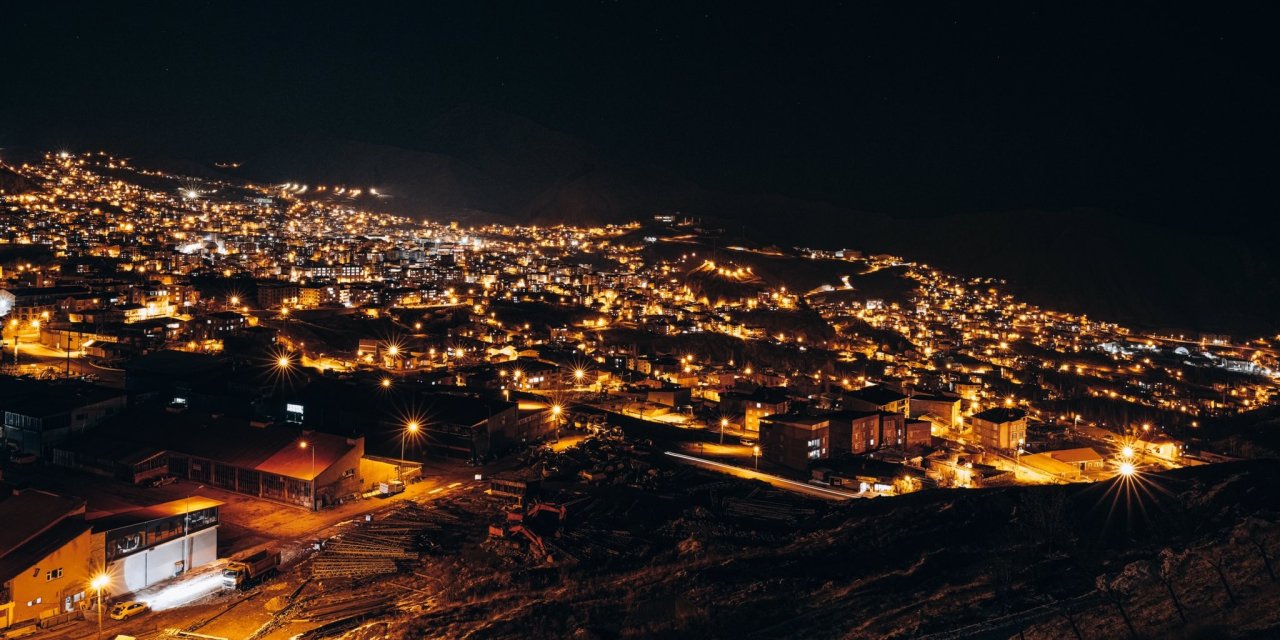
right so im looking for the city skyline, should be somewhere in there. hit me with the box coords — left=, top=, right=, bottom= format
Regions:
left=2, top=4, right=1279, bottom=639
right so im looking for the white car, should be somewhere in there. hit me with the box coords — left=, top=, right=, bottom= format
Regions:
left=108, top=601, right=149, bottom=621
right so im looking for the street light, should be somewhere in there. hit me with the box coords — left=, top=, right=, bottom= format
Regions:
left=9, top=319, right=19, bottom=366
left=401, top=421, right=419, bottom=479
left=183, top=484, right=205, bottom=573
left=1121, top=445, right=1134, bottom=459
left=277, top=355, right=291, bottom=369
left=720, top=417, right=728, bottom=445
left=574, top=368, right=585, bottom=386
left=90, top=573, right=109, bottom=640
left=1118, top=461, right=1136, bottom=477
left=299, top=440, right=315, bottom=510
left=381, top=377, right=392, bottom=389
left=552, top=404, right=562, bottom=440
left=753, top=445, right=761, bottom=470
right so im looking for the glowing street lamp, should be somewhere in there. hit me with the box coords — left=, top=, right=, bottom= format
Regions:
left=720, top=417, right=728, bottom=444
left=400, top=420, right=420, bottom=478
left=276, top=355, right=291, bottom=369
left=90, top=573, right=109, bottom=640
left=299, top=439, right=315, bottom=510
left=381, top=377, right=392, bottom=389
left=1121, top=445, right=1134, bottom=458
left=1118, top=461, right=1136, bottom=477
left=574, top=368, right=585, bottom=385
left=387, top=344, right=399, bottom=357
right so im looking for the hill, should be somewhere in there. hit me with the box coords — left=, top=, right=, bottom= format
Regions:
left=18, top=105, right=1279, bottom=335
left=387, top=459, right=1280, bottom=639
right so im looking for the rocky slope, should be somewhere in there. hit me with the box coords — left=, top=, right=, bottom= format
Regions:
left=349, top=460, right=1280, bottom=639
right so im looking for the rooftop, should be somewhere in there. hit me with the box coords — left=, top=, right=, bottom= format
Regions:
left=972, top=407, right=1027, bottom=423
left=1047, top=447, right=1105, bottom=464
left=846, top=385, right=909, bottom=406
left=88, top=496, right=224, bottom=532
left=0, top=489, right=86, bottom=557
left=78, top=407, right=357, bottom=480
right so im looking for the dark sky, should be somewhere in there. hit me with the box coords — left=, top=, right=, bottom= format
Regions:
left=3, top=1, right=1278, bottom=223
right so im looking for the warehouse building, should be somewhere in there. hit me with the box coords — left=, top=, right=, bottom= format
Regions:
left=88, top=497, right=222, bottom=596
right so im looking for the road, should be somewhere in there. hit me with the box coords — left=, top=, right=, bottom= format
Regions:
left=662, top=451, right=864, bottom=501
left=5, top=339, right=126, bottom=387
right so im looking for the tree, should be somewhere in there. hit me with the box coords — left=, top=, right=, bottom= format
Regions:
left=1232, top=517, right=1277, bottom=583
left=1199, top=546, right=1237, bottom=606
left=1156, top=549, right=1188, bottom=625
left=1054, top=600, right=1085, bottom=640
left=1018, top=489, right=1070, bottom=553
left=1096, top=572, right=1139, bottom=640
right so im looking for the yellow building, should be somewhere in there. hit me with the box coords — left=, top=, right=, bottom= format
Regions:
left=970, top=407, right=1028, bottom=452
left=0, top=489, right=92, bottom=631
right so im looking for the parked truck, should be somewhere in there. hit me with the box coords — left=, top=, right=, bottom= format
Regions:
left=222, top=549, right=280, bottom=589
left=378, top=479, right=405, bottom=496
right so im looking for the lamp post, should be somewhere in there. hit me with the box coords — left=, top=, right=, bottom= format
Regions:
left=401, top=421, right=419, bottom=480
left=753, top=445, right=760, bottom=470
left=552, top=404, right=562, bottom=440
left=10, top=319, right=20, bottom=366
left=720, top=418, right=728, bottom=445
left=184, top=484, right=205, bottom=572
left=90, top=574, right=109, bottom=640
left=299, top=440, right=315, bottom=510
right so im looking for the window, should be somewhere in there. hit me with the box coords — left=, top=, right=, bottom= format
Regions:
left=46, top=568, right=63, bottom=581
left=807, top=439, right=821, bottom=448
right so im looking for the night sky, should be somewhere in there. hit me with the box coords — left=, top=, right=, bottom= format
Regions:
left=3, top=1, right=1278, bottom=225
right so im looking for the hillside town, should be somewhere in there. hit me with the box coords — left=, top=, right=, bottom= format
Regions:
left=2, top=151, right=1278, bottom=638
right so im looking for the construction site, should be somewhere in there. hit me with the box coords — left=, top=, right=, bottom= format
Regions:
left=47, top=429, right=833, bottom=640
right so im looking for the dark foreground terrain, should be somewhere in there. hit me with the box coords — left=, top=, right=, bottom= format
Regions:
left=322, top=456, right=1280, bottom=640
